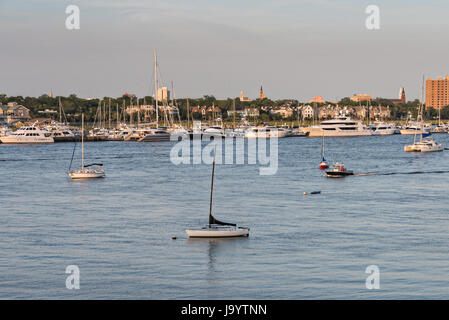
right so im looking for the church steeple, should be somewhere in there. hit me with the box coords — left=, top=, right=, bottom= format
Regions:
left=259, top=85, right=266, bottom=99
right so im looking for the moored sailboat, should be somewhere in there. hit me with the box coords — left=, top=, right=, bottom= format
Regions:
left=186, top=148, right=249, bottom=238
left=68, top=114, right=105, bottom=179
left=404, top=76, right=443, bottom=153
left=318, top=135, right=329, bottom=169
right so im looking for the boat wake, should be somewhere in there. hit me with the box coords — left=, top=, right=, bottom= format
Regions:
left=355, top=170, right=449, bottom=177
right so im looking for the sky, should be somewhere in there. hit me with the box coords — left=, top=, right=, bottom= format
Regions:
left=1, top=0, right=448, bottom=101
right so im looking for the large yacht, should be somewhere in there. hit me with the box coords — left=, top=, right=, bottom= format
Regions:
left=300, top=116, right=372, bottom=137
left=0, top=124, right=54, bottom=144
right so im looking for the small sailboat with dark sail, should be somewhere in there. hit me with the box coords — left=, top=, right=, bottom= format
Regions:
left=185, top=148, right=249, bottom=238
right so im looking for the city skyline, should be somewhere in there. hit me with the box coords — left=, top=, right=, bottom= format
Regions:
left=1, top=0, right=449, bottom=100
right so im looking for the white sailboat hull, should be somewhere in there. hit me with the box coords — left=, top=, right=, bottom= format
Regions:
left=0, top=136, right=54, bottom=144
left=68, top=170, right=105, bottom=179
left=186, top=226, right=249, bottom=238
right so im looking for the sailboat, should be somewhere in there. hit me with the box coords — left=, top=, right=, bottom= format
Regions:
left=404, top=76, right=443, bottom=153
left=68, top=114, right=105, bottom=179
left=318, top=135, right=329, bottom=169
left=185, top=148, right=249, bottom=238
left=139, top=49, right=171, bottom=142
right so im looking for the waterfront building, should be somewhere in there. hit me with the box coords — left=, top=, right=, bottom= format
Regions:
left=425, top=76, right=449, bottom=109
left=0, top=102, right=31, bottom=124
left=350, top=94, right=372, bottom=102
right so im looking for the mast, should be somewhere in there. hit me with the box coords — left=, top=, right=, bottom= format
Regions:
left=108, top=98, right=111, bottom=128
left=81, top=113, right=84, bottom=170
left=420, top=74, right=425, bottom=142
left=59, top=97, right=62, bottom=123
left=116, top=103, right=119, bottom=128
left=137, top=97, right=140, bottom=128
left=233, top=98, right=236, bottom=129
left=187, top=98, right=190, bottom=129
left=154, top=49, right=159, bottom=129
left=209, top=147, right=216, bottom=227
left=321, top=135, right=325, bottom=160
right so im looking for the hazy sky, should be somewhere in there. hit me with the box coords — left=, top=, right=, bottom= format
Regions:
left=1, top=0, right=448, bottom=101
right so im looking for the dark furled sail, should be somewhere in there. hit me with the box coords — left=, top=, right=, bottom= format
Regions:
left=208, top=146, right=236, bottom=227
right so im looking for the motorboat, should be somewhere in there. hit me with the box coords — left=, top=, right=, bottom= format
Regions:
left=325, top=163, right=354, bottom=177
left=244, top=126, right=289, bottom=138
left=0, top=123, right=54, bottom=144
left=370, top=122, right=397, bottom=135
left=138, top=128, right=171, bottom=142
left=202, top=126, right=225, bottom=139
left=300, top=116, right=372, bottom=137
left=68, top=114, right=105, bottom=179
left=186, top=147, right=249, bottom=238
left=400, top=124, right=431, bottom=135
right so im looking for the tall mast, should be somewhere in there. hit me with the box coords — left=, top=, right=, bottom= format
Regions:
left=81, top=113, right=84, bottom=170
left=108, top=98, right=111, bottom=128
left=209, top=147, right=216, bottom=227
left=233, top=98, right=236, bottom=129
left=116, top=102, right=119, bottom=128
left=154, top=49, right=159, bottom=129
left=187, top=98, right=190, bottom=129
left=420, top=74, right=425, bottom=142
left=59, top=97, right=62, bottom=123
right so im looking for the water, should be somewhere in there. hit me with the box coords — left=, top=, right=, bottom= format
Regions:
left=1, top=134, right=449, bottom=299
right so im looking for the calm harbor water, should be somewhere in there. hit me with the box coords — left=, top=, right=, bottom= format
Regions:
left=1, top=134, right=449, bottom=299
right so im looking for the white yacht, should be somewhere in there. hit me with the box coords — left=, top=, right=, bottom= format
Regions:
left=202, top=126, right=225, bottom=139
left=300, top=116, right=372, bottom=137
left=45, top=121, right=76, bottom=142
left=370, top=122, right=397, bottom=136
left=244, top=126, right=289, bottom=138
left=0, top=124, right=54, bottom=144
left=400, top=122, right=431, bottom=135
left=138, top=128, right=171, bottom=142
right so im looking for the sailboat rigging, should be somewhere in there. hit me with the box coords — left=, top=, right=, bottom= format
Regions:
left=186, top=147, right=249, bottom=238
left=68, top=113, right=105, bottom=179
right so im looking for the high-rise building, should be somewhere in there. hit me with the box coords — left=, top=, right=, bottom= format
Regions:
left=157, top=87, right=170, bottom=102
left=426, top=76, right=449, bottom=109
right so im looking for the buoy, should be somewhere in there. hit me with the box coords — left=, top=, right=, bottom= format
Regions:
left=303, top=192, right=307, bottom=195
